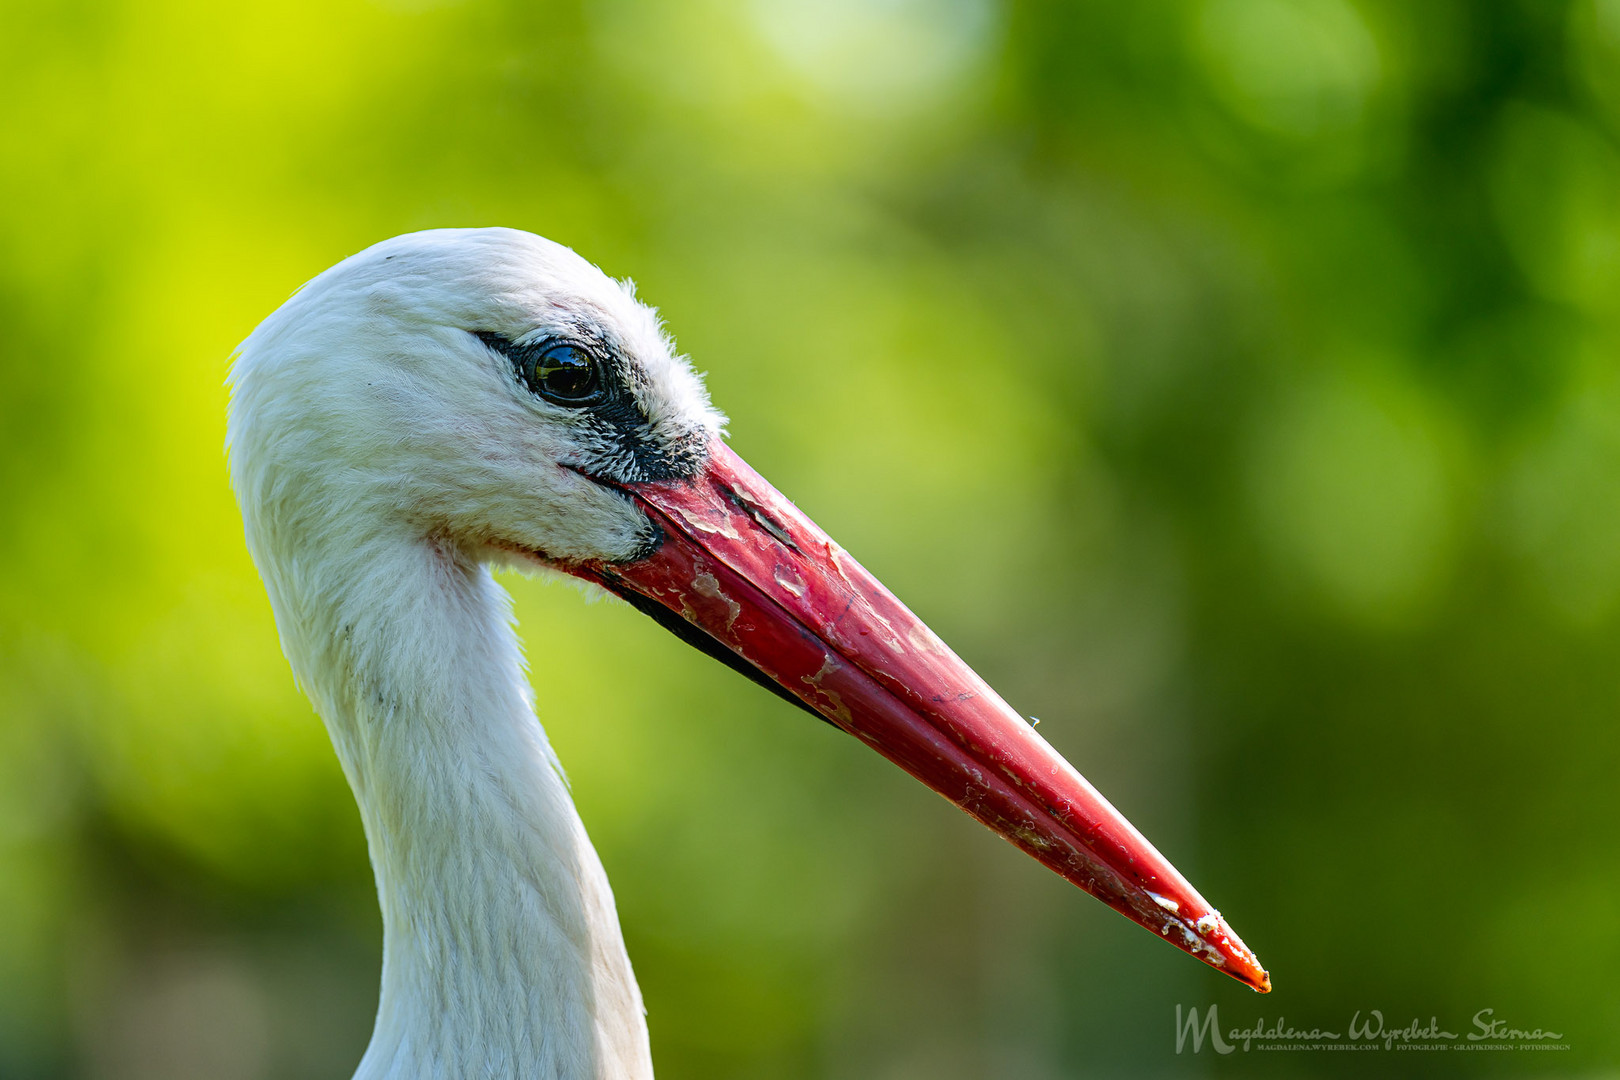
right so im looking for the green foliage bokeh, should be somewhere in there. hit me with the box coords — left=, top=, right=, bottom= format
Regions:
left=1, top=0, right=1617, bottom=1076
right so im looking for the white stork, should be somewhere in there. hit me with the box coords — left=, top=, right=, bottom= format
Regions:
left=226, top=228, right=1268, bottom=1080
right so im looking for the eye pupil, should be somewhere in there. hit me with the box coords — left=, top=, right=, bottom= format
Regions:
left=529, top=344, right=602, bottom=404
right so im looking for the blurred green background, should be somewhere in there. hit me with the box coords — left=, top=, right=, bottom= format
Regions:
left=2, top=0, right=1618, bottom=1076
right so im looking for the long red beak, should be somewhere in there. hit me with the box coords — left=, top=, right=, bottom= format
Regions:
left=563, top=439, right=1270, bottom=992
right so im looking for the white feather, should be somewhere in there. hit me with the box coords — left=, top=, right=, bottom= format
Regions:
left=227, top=228, right=724, bottom=1079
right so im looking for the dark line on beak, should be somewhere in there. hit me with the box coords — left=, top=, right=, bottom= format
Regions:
left=593, top=567, right=837, bottom=729
left=722, top=483, right=801, bottom=553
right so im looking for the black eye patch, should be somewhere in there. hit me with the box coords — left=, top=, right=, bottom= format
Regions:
left=473, top=329, right=707, bottom=483
left=477, top=332, right=607, bottom=408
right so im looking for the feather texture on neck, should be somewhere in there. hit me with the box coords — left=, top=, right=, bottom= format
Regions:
left=265, top=524, right=651, bottom=1080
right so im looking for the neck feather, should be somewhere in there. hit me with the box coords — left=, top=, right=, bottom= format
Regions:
left=269, top=530, right=652, bottom=1080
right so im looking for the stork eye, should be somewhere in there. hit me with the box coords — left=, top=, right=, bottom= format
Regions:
left=526, top=343, right=604, bottom=405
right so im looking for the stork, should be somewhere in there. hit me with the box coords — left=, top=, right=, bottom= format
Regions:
left=226, top=228, right=1268, bottom=1080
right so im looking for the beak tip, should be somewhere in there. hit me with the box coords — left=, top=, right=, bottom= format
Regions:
left=1215, top=926, right=1270, bottom=993
left=1236, top=959, right=1273, bottom=993
left=1178, top=908, right=1269, bottom=993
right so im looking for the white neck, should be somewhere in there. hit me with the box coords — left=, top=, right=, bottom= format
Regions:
left=274, top=532, right=653, bottom=1080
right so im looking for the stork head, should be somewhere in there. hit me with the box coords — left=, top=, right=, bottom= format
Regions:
left=228, top=228, right=1270, bottom=993
left=228, top=228, right=723, bottom=570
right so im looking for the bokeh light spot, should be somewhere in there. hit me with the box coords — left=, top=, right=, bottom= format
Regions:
left=749, top=0, right=998, bottom=114
left=1191, top=0, right=1381, bottom=140
left=1506, top=353, right=1620, bottom=625
left=1248, top=366, right=1460, bottom=625
left=1491, top=103, right=1620, bottom=314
